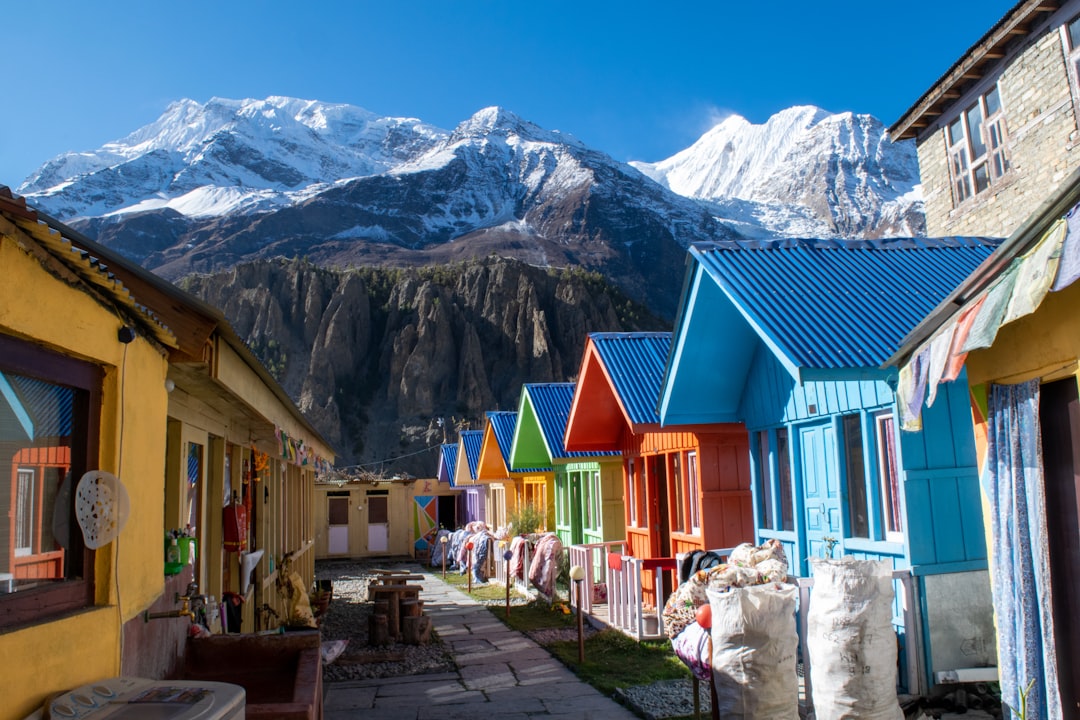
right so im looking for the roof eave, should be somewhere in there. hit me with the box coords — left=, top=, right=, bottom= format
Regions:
left=890, top=0, right=1062, bottom=141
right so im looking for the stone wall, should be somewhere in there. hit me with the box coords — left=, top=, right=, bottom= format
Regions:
left=917, top=10, right=1080, bottom=238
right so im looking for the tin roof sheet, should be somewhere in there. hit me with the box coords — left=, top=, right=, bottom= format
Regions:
left=460, top=430, right=483, bottom=480
left=691, top=237, right=1001, bottom=371
left=589, top=332, right=671, bottom=425
left=524, top=383, right=618, bottom=460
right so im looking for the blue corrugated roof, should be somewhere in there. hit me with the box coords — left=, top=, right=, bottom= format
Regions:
left=525, top=383, right=618, bottom=460
left=438, top=443, right=457, bottom=483
left=460, top=430, right=483, bottom=480
left=590, top=332, right=671, bottom=425
left=691, top=237, right=1001, bottom=371
left=486, top=411, right=518, bottom=469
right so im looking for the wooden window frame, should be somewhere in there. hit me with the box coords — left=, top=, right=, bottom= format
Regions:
left=687, top=451, right=700, bottom=534
left=0, top=334, right=100, bottom=630
left=874, top=412, right=904, bottom=542
left=945, top=84, right=1010, bottom=206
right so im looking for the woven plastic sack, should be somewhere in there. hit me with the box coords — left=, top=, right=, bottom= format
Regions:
left=708, top=583, right=799, bottom=719
left=807, top=558, right=903, bottom=720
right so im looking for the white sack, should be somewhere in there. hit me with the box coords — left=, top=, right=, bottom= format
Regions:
left=708, top=583, right=799, bottom=720
left=806, top=558, right=904, bottom=720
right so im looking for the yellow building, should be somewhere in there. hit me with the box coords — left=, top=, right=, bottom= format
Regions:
left=0, top=188, right=333, bottom=717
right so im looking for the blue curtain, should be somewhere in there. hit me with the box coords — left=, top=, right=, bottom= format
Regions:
left=985, top=380, right=1061, bottom=719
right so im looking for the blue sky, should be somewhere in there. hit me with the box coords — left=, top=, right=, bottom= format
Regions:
left=3, top=1, right=1017, bottom=185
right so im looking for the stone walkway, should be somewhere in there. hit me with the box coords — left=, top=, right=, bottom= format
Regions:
left=322, top=571, right=639, bottom=720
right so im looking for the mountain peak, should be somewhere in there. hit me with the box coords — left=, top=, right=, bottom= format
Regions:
left=449, top=106, right=582, bottom=148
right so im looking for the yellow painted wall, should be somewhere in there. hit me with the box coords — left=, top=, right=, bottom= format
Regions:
left=964, top=281, right=1080, bottom=389
left=0, top=233, right=170, bottom=718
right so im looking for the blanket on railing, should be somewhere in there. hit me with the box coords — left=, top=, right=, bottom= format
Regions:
left=528, top=532, right=563, bottom=599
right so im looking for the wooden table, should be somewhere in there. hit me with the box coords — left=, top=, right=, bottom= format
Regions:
left=369, top=584, right=421, bottom=638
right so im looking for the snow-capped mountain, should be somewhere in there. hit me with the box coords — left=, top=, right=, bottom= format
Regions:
left=16, top=97, right=924, bottom=317
left=19, top=96, right=447, bottom=219
left=632, top=105, right=923, bottom=238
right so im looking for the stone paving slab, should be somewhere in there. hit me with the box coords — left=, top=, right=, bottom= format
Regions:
left=323, top=564, right=640, bottom=719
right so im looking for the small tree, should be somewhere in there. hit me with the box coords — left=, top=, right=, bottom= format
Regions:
left=509, top=503, right=544, bottom=536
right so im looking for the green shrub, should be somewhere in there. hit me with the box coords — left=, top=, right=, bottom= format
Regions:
left=509, top=503, right=544, bottom=535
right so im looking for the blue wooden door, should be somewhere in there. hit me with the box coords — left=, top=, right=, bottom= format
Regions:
left=800, top=422, right=841, bottom=573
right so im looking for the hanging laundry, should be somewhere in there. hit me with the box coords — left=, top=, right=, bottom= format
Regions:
left=1002, top=219, right=1065, bottom=325
left=897, top=347, right=929, bottom=432
left=942, top=296, right=987, bottom=383
left=1051, top=201, right=1080, bottom=292
left=961, top=262, right=1020, bottom=353
left=924, top=323, right=955, bottom=409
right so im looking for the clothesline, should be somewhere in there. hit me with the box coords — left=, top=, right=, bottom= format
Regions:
left=896, top=200, right=1080, bottom=430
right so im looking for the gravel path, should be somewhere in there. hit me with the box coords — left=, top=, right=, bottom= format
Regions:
left=315, top=558, right=702, bottom=719
left=316, top=559, right=455, bottom=682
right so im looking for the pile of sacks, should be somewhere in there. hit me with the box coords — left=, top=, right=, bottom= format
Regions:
left=663, top=539, right=790, bottom=640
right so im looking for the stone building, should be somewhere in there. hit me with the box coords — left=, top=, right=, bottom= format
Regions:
left=892, top=0, right=1080, bottom=238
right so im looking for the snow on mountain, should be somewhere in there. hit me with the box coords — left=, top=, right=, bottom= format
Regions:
left=632, top=105, right=924, bottom=238
left=18, top=96, right=448, bottom=220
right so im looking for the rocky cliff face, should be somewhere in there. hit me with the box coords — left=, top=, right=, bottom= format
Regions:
left=180, top=256, right=666, bottom=475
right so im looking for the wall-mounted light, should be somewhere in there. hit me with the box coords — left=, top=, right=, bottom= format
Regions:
left=118, top=326, right=136, bottom=344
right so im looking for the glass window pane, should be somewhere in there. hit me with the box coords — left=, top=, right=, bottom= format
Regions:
left=966, top=105, right=986, bottom=157
left=672, top=454, right=685, bottom=533
left=984, top=86, right=1001, bottom=117
left=843, top=414, right=870, bottom=538
left=777, top=429, right=794, bottom=532
left=877, top=415, right=903, bottom=536
left=627, top=458, right=637, bottom=526
left=973, top=163, right=990, bottom=193
left=688, top=452, right=700, bottom=532
left=1070, top=15, right=1080, bottom=50
left=2, top=373, right=81, bottom=588
left=948, top=118, right=965, bottom=147
left=757, top=431, right=774, bottom=530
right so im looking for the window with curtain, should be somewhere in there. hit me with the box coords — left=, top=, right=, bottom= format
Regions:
left=875, top=413, right=903, bottom=540
left=757, top=431, right=775, bottom=530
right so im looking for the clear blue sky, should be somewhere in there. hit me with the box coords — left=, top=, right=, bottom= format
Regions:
left=2, top=0, right=1018, bottom=185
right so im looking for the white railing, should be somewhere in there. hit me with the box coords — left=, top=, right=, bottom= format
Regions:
left=796, top=569, right=923, bottom=712
left=494, top=537, right=535, bottom=597
left=568, top=541, right=626, bottom=614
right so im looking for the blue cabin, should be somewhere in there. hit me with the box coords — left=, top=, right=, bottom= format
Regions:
left=659, top=237, right=1001, bottom=691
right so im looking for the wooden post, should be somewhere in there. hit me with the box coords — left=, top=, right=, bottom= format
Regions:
left=576, top=579, right=584, bottom=664
left=369, top=613, right=389, bottom=646
left=505, top=556, right=511, bottom=618
left=466, top=541, right=474, bottom=594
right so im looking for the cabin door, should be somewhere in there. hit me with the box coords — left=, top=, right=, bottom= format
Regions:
left=327, top=494, right=350, bottom=554
left=367, top=492, right=389, bottom=553
left=800, top=422, right=841, bottom=572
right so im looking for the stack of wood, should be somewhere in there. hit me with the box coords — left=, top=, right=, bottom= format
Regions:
left=367, top=569, right=433, bottom=646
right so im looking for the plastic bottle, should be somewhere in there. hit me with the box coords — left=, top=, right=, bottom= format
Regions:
left=166, top=538, right=180, bottom=564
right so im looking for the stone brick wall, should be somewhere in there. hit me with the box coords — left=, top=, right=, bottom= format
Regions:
left=917, top=18, right=1080, bottom=238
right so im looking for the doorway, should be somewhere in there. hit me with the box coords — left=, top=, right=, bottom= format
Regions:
left=1039, top=377, right=1080, bottom=715
left=327, top=493, right=350, bottom=555
left=367, top=490, right=389, bottom=553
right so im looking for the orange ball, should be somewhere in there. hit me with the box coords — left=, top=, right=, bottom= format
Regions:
left=695, top=603, right=712, bottom=630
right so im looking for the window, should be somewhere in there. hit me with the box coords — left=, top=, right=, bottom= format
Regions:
left=0, top=333, right=100, bottom=629
left=757, top=431, right=775, bottom=530
left=588, top=470, right=601, bottom=530
left=1065, top=15, right=1080, bottom=127
left=876, top=413, right=903, bottom=541
left=777, top=429, right=794, bottom=532
left=672, top=453, right=686, bottom=533
left=627, top=458, right=639, bottom=527
left=842, top=414, right=871, bottom=538
left=946, top=85, right=1009, bottom=205
left=687, top=452, right=700, bottom=533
